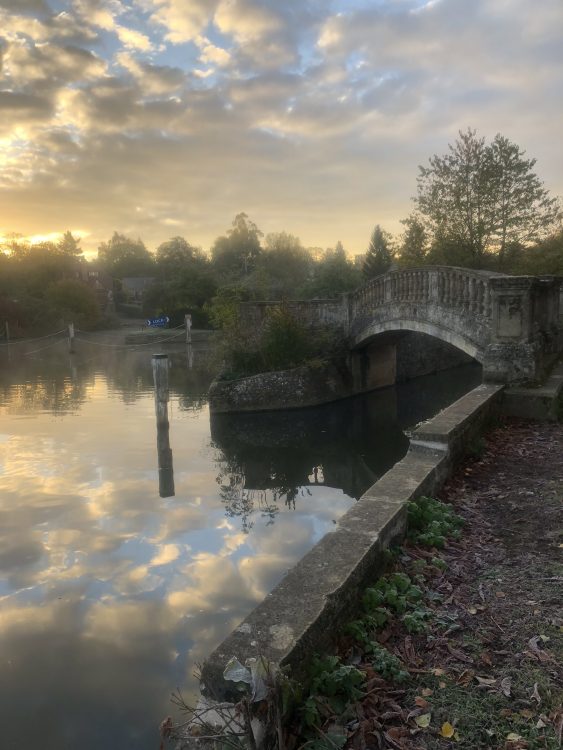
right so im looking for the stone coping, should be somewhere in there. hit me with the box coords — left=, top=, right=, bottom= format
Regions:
left=200, top=383, right=504, bottom=699
left=502, top=360, right=563, bottom=421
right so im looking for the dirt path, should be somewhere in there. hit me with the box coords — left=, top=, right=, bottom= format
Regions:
left=312, top=420, right=563, bottom=750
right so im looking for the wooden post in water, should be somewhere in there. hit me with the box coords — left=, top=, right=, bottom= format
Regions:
left=5, top=321, right=10, bottom=361
left=68, top=322, right=75, bottom=354
left=152, top=353, right=174, bottom=497
left=184, top=313, right=192, bottom=344
left=152, top=354, right=169, bottom=426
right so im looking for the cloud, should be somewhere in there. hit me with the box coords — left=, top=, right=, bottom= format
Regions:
left=114, top=23, right=153, bottom=51
left=149, top=0, right=219, bottom=43
left=0, top=0, right=561, bottom=253
left=116, top=51, right=185, bottom=93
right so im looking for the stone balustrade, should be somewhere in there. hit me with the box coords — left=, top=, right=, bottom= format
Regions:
left=237, top=266, right=562, bottom=385
left=351, top=267, right=495, bottom=320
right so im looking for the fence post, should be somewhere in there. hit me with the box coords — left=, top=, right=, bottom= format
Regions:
left=152, top=353, right=175, bottom=497
left=152, top=353, right=169, bottom=426
left=68, top=322, right=75, bottom=353
left=184, top=313, right=192, bottom=344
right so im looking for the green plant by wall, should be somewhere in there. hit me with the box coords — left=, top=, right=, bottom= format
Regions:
left=407, top=495, right=464, bottom=548
left=302, top=656, right=364, bottom=727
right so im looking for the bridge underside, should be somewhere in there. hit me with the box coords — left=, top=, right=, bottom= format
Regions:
left=347, top=328, right=479, bottom=395
left=351, top=319, right=485, bottom=363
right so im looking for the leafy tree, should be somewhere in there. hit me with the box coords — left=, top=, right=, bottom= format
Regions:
left=398, top=214, right=428, bottom=267
left=415, top=128, right=561, bottom=265
left=251, top=232, right=313, bottom=299
left=513, top=229, right=563, bottom=276
left=211, top=213, right=263, bottom=281
left=363, top=225, right=394, bottom=278
left=303, top=243, right=362, bottom=298
left=45, top=279, right=100, bottom=327
left=155, top=236, right=206, bottom=279
left=98, top=232, right=155, bottom=278
left=58, top=231, right=82, bottom=256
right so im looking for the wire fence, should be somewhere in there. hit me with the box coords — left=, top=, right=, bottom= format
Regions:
left=0, top=323, right=190, bottom=358
left=0, top=328, right=66, bottom=346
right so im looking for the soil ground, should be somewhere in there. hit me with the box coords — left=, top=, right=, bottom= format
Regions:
left=300, top=419, right=563, bottom=750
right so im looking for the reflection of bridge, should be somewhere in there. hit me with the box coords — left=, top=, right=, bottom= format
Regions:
left=240, top=267, right=562, bottom=384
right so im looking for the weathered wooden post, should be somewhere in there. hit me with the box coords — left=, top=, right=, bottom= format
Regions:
left=184, top=313, right=192, bottom=344
left=152, top=353, right=175, bottom=497
left=4, top=321, right=10, bottom=360
left=156, top=420, right=175, bottom=498
left=187, top=343, right=194, bottom=370
left=68, top=322, right=75, bottom=354
left=152, top=353, right=169, bottom=426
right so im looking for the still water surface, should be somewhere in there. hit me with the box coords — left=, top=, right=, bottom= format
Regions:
left=0, top=343, right=481, bottom=749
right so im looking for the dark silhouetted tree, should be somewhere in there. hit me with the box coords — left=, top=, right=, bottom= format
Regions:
left=398, top=214, right=428, bottom=267
left=98, top=232, right=155, bottom=278
left=415, top=128, right=561, bottom=266
left=211, top=213, right=263, bottom=280
left=363, top=225, right=394, bottom=278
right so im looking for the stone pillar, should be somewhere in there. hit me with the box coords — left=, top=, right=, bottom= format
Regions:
left=483, top=277, right=546, bottom=383
left=490, top=277, right=536, bottom=342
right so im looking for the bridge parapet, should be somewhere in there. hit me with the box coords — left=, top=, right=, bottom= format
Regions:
left=351, top=267, right=497, bottom=322
left=236, top=267, right=561, bottom=385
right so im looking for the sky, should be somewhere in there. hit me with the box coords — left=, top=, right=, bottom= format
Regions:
left=0, top=0, right=562, bottom=258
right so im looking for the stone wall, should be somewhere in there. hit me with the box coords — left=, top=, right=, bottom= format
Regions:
left=208, top=361, right=354, bottom=413
left=238, top=299, right=348, bottom=333
left=396, top=332, right=475, bottom=382
left=201, top=383, right=504, bottom=699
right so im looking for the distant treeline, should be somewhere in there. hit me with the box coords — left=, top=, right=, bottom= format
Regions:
left=1, top=129, right=561, bottom=337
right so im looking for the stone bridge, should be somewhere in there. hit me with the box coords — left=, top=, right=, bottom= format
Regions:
left=239, top=267, right=562, bottom=385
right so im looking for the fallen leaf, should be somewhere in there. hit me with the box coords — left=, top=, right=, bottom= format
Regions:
left=440, top=722, right=455, bottom=738
left=500, top=677, right=512, bottom=697
left=535, top=718, right=547, bottom=729
left=421, top=688, right=433, bottom=697
left=506, top=733, right=523, bottom=741
left=415, top=697, right=429, bottom=709
left=415, top=713, right=431, bottom=728
left=457, top=669, right=475, bottom=686
left=480, top=651, right=493, bottom=666
left=467, top=607, right=478, bottom=615
left=496, top=591, right=506, bottom=598
left=475, top=675, right=496, bottom=686
left=433, top=668, right=445, bottom=676
left=439, top=681, right=447, bottom=689
left=520, top=709, right=534, bottom=720
left=531, top=683, right=541, bottom=704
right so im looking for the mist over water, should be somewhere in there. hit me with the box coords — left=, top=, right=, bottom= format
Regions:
left=0, top=343, right=481, bottom=749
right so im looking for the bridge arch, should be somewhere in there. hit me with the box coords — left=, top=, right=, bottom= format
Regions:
left=237, top=266, right=561, bottom=385
left=350, top=318, right=483, bottom=363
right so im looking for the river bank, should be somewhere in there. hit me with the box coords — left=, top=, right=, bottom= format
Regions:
left=284, top=418, right=563, bottom=750
left=168, top=416, right=562, bottom=750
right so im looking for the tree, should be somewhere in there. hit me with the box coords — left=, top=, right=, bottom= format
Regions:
left=303, top=242, right=362, bottom=298
left=155, top=236, right=205, bottom=279
left=98, top=232, right=155, bottom=278
left=252, top=232, right=313, bottom=299
left=363, top=225, right=394, bottom=278
left=211, top=213, right=263, bottom=280
left=46, top=279, right=100, bottom=327
left=58, top=231, right=82, bottom=256
left=513, top=229, right=563, bottom=276
left=398, top=214, right=428, bottom=267
left=415, top=128, right=561, bottom=265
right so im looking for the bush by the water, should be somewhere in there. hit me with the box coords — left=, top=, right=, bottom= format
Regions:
left=219, top=304, right=340, bottom=380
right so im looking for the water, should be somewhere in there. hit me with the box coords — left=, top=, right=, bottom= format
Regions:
left=0, top=342, right=481, bottom=749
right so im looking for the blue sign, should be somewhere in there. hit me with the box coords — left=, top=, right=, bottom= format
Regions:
left=147, top=316, right=169, bottom=328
